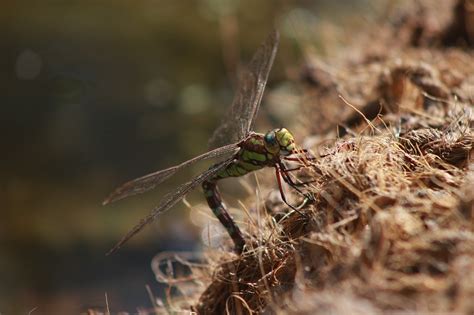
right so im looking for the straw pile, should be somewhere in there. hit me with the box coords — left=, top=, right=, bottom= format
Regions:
left=153, top=1, right=474, bottom=314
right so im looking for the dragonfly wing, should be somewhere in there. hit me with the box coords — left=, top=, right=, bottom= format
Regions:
left=208, top=29, right=280, bottom=149
left=107, top=158, right=233, bottom=255
left=103, top=143, right=239, bottom=205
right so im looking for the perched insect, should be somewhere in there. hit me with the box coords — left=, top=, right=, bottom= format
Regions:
left=104, top=29, right=312, bottom=255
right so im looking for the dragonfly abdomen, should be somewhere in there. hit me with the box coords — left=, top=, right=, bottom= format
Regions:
left=202, top=180, right=245, bottom=253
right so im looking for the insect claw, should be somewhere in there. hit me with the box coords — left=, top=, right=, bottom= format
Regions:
left=234, top=239, right=246, bottom=254
left=287, top=197, right=312, bottom=217
left=291, top=206, right=306, bottom=217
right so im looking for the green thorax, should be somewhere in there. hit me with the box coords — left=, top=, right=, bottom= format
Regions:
left=215, top=133, right=277, bottom=179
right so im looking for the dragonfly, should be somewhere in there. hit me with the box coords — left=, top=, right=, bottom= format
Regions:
left=104, top=29, right=312, bottom=255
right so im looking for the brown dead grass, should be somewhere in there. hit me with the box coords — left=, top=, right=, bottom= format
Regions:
left=149, top=1, right=474, bottom=314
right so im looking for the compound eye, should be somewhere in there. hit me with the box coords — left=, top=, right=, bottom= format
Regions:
left=264, top=132, right=275, bottom=144
left=264, top=131, right=279, bottom=153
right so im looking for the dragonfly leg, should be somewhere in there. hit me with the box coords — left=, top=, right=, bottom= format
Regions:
left=280, top=165, right=305, bottom=172
left=275, top=166, right=308, bottom=216
left=279, top=163, right=317, bottom=191
left=283, top=148, right=317, bottom=161
left=278, top=163, right=315, bottom=212
left=282, top=156, right=316, bottom=162
left=279, top=163, right=317, bottom=187
left=202, top=180, right=246, bottom=254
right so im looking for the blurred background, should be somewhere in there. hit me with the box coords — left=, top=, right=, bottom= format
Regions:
left=0, top=0, right=384, bottom=313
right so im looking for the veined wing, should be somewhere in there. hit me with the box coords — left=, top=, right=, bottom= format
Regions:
left=103, top=143, right=239, bottom=205
left=208, top=29, right=280, bottom=149
left=107, top=158, right=234, bottom=255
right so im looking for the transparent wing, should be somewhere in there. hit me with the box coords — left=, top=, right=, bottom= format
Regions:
left=107, top=158, right=234, bottom=255
left=208, top=29, right=280, bottom=149
left=103, top=143, right=239, bottom=205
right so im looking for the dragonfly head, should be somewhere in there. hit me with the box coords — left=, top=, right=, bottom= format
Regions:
left=264, top=128, right=296, bottom=156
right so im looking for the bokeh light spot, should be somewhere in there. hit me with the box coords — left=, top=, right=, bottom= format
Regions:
left=179, top=84, right=211, bottom=114
left=15, top=49, right=42, bottom=80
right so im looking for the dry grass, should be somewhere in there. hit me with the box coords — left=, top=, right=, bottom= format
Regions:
left=146, top=1, right=474, bottom=314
